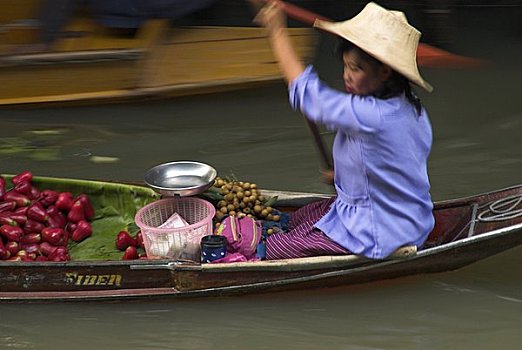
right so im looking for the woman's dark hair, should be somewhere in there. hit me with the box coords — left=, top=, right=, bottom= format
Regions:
left=336, top=40, right=422, bottom=116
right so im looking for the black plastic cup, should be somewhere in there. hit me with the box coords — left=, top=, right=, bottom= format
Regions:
left=200, top=235, right=227, bottom=263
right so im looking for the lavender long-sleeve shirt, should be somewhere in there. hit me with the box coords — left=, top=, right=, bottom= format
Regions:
left=289, top=66, right=434, bottom=259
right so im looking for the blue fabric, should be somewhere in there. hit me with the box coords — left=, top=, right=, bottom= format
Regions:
left=261, top=210, right=290, bottom=238
left=289, top=65, right=435, bottom=259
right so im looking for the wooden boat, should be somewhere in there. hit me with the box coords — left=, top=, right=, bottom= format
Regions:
left=0, top=0, right=486, bottom=108
left=0, top=175, right=521, bottom=302
left=0, top=1, right=316, bottom=107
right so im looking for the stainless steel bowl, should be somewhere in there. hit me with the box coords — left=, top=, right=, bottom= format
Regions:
left=144, top=161, right=217, bottom=197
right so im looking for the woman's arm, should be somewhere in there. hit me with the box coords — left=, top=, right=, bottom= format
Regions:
left=252, top=1, right=305, bottom=84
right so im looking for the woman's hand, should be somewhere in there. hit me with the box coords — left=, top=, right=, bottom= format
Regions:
left=248, top=0, right=305, bottom=84
left=250, top=1, right=287, bottom=34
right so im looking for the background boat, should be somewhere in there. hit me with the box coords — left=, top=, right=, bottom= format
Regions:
left=0, top=0, right=316, bottom=107
left=2, top=0, right=505, bottom=108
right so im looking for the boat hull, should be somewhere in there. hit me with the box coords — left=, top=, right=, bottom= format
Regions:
left=0, top=176, right=521, bottom=302
left=1, top=220, right=520, bottom=302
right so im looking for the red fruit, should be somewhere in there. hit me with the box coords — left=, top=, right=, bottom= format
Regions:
left=21, top=233, right=42, bottom=244
left=0, top=201, right=17, bottom=213
left=36, top=255, right=48, bottom=262
left=7, top=256, right=22, bottom=261
left=76, top=194, right=95, bottom=220
left=46, top=205, right=59, bottom=216
left=62, top=229, right=70, bottom=246
left=27, top=202, right=49, bottom=223
left=39, top=241, right=58, bottom=257
left=14, top=206, right=28, bottom=215
left=40, top=190, right=59, bottom=207
left=4, top=191, right=31, bottom=207
left=0, top=225, right=23, bottom=242
left=71, top=220, right=92, bottom=242
left=67, top=200, right=85, bottom=223
left=55, top=192, right=74, bottom=211
left=48, top=246, right=70, bottom=261
left=16, top=249, right=28, bottom=259
left=47, top=210, right=66, bottom=229
left=0, top=240, right=11, bottom=260
left=49, top=253, right=69, bottom=262
left=135, top=231, right=145, bottom=249
left=51, top=245, right=68, bottom=256
left=41, top=227, right=66, bottom=246
left=23, top=219, right=45, bottom=234
left=66, top=222, right=77, bottom=234
left=11, top=171, right=33, bottom=185
left=5, top=241, right=20, bottom=256
left=115, top=231, right=136, bottom=251
left=9, top=211, right=27, bottom=226
left=29, top=186, right=41, bottom=200
left=122, top=246, right=139, bottom=260
left=14, top=181, right=31, bottom=195
left=25, top=253, right=38, bottom=261
left=0, top=212, right=18, bottom=226
left=21, top=243, right=41, bottom=256
left=0, top=176, right=6, bottom=201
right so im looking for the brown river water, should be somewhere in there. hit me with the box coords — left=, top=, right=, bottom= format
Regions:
left=0, top=4, right=521, bottom=350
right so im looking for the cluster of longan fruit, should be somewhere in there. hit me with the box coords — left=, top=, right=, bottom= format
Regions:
left=213, top=177, right=280, bottom=222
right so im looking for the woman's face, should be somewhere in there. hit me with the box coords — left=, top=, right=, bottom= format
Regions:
left=342, top=50, right=391, bottom=96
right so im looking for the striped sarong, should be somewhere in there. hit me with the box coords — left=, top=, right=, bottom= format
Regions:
left=266, top=197, right=350, bottom=260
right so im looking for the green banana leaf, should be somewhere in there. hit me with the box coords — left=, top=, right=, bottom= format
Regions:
left=3, top=175, right=160, bottom=261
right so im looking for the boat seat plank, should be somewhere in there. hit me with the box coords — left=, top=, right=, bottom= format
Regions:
left=142, top=31, right=314, bottom=87
left=198, top=246, right=417, bottom=272
left=0, top=49, right=143, bottom=67
left=467, top=203, right=479, bottom=237
left=165, top=26, right=315, bottom=43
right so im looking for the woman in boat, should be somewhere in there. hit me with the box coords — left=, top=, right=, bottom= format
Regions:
left=252, top=1, right=435, bottom=260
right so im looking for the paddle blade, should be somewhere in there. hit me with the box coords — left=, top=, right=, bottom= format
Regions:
left=275, top=0, right=486, bottom=69
left=417, top=44, right=487, bottom=68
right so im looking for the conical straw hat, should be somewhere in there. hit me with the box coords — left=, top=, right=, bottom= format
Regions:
left=314, top=2, right=433, bottom=92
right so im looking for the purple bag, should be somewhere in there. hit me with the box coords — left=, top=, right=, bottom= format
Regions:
left=215, top=216, right=262, bottom=260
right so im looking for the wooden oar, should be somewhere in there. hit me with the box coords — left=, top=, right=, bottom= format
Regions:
left=277, top=0, right=485, bottom=68
left=304, top=117, right=333, bottom=170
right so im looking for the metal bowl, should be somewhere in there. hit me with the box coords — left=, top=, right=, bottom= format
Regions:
left=144, top=161, right=217, bottom=197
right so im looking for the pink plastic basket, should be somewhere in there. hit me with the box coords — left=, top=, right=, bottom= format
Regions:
left=135, top=197, right=216, bottom=260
